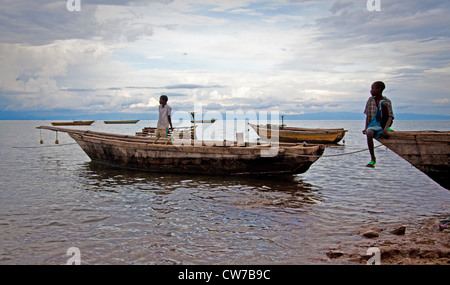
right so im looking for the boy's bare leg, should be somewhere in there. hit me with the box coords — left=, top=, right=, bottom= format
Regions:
left=366, top=130, right=376, bottom=165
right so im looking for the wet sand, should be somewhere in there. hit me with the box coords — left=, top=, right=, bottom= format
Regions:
left=326, top=218, right=450, bottom=265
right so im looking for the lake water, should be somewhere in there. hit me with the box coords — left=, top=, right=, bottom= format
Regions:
left=0, top=120, right=449, bottom=264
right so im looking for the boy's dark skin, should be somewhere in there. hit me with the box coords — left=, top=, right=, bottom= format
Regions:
left=362, top=82, right=393, bottom=164
left=159, top=96, right=173, bottom=132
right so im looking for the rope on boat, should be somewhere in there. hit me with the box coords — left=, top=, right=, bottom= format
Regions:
left=282, top=144, right=385, bottom=158
left=320, top=144, right=384, bottom=158
left=13, top=143, right=78, bottom=149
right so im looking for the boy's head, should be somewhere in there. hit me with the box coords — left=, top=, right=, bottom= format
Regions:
left=370, top=81, right=385, bottom=97
left=159, top=95, right=168, bottom=104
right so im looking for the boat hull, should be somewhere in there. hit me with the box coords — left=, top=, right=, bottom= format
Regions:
left=51, top=121, right=95, bottom=126
left=378, top=131, right=449, bottom=190
left=250, top=124, right=347, bottom=144
left=37, top=126, right=324, bottom=175
left=103, top=120, right=140, bottom=124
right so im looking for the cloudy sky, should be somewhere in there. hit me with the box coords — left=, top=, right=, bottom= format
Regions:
left=0, top=0, right=449, bottom=119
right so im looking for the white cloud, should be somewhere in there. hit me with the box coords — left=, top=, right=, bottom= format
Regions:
left=0, top=0, right=449, bottom=117
left=0, top=39, right=128, bottom=110
left=432, top=98, right=449, bottom=104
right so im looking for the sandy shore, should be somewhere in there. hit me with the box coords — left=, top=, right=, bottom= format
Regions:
left=326, top=217, right=450, bottom=265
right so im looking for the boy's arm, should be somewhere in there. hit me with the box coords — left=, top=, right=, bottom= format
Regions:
left=363, top=116, right=370, bottom=134
left=384, top=117, right=392, bottom=132
left=363, top=98, right=370, bottom=134
left=168, top=115, right=173, bottom=130
left=381, top=101, right=393, bottom=137
left=381, top=116, right=392, bottom=138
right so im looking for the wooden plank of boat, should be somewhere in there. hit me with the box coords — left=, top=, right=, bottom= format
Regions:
left=191, top=119, right=216, bottom=124
left=51, top=120, right=95, bottom=126
left=136, top=126, right=197, bottom=140
left=377, top=131, right=450, bottom=190
left=37, top=125, right=325, bottom=175
left=103, top=120, right=140, bottom=124
left=249, top=124, right=347, bottom=144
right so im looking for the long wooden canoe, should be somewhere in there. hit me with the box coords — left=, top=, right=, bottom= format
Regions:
left=51, top=120, right=95, bottom=126
left=37, top=125, right=325, bottom=175
left=103, top=120, right=140, bottom=124
left=377, top=131, right=449, bottom=190
left=249, top=124, right=347, bottom=144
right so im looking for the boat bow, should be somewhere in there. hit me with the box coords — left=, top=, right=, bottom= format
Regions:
left=378, top=131, right=449, bottom=190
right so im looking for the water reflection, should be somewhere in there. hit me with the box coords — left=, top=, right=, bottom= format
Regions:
left=66, top=161, right=328, bottom=264
left=77, top=162, right=323, bottom=210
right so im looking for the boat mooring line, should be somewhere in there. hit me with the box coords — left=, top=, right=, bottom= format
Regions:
left=320, top=144, right=384, bottom=158
left=291, top=144, right=384, bottom=158
left=13, top=143, right=78, bottom=149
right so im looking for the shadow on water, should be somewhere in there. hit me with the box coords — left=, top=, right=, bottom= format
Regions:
left=76, top=161, right=324, bottom=210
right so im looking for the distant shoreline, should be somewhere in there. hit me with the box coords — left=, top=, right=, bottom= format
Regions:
left=1, top=115, right=450, bottom=121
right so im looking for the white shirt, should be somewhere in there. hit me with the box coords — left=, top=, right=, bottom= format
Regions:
left=157, top=104, right=171, bottom=129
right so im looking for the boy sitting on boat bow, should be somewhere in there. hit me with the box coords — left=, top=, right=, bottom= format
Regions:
left=363, top=81, right=394, bottom=167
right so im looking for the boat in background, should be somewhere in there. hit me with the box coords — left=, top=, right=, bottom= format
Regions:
left=104, top=120, right=140, bottom=124
left=51, top=120, right=94, bottom=126
left=37, top=125, right=325, bottom=175
left=191, top=119, right=216, bottom=124
left=249, top=124, right=347, bottom=144
left=377, top=131, right=449, bottom=190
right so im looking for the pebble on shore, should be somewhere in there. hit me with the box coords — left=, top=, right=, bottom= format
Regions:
left=361, top=230, right=379, bottom=238
left=326, top=219, right=450, bottom=264
left=360, top=227, right=382, bottom=238
left=390, top=225, right=406, bottom=235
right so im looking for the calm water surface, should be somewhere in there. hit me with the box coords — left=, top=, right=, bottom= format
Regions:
left=0, top=120, right=449, bottom=264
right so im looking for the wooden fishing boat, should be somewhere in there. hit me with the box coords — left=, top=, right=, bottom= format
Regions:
left=37, top=125, right=324, bottom=175
left=51, top=120, right=95, bottom=126
left=249, top=124, right=347, bottom=144
left=377, top=131, right=449, bottom=190
left=103, top=120, right=140, bottom=124
left=136, top=126, right=195, bottom=139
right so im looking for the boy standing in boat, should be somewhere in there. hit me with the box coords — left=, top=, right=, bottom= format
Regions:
left=156, top=95, right=173, bottom=138
left=363, top=81, right=394, bottom=167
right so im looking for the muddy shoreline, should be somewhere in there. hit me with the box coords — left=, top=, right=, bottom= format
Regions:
left=326, top=217, right=450, bottom=265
